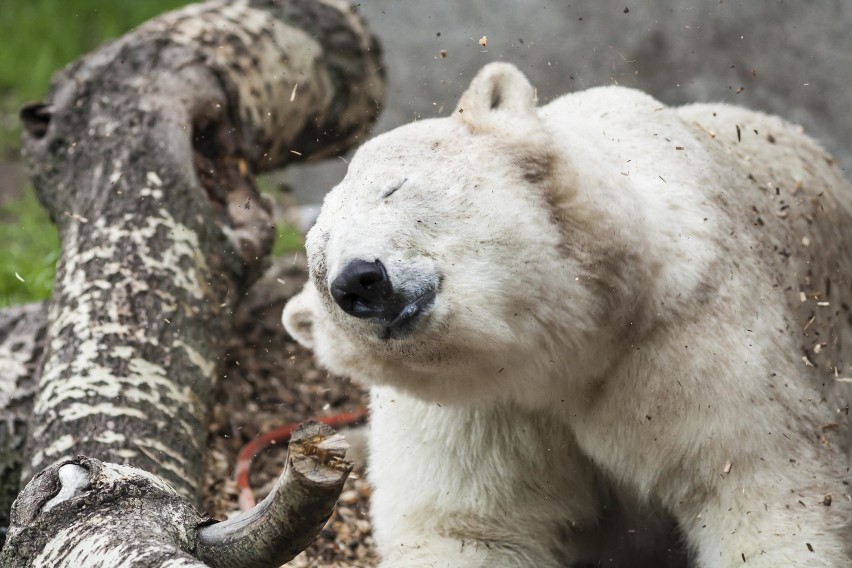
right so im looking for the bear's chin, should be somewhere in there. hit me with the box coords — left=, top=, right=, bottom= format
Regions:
left=315, top=331, right=534, bottom=406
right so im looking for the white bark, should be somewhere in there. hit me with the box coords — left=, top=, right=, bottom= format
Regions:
left=2, top=423, right=352, bottom=568
left=5, top=0, right=383, bottom=564
left=2, top=457, right=207, bottom=567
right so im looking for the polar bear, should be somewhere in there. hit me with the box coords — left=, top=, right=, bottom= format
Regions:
left=283, top=63, right=852, bottom=567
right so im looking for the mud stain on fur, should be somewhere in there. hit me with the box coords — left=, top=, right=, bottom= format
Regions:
left=519, top=153, right=553, bottom=185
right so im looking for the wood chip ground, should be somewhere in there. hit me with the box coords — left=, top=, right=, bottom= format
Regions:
left=204, top=254, right=377, bottom=567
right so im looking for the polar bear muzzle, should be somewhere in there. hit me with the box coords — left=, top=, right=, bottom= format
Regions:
left=329, top=258, right=436, bottom=340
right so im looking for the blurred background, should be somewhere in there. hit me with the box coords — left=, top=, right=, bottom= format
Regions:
left=1, top=0, right=850, bottom=306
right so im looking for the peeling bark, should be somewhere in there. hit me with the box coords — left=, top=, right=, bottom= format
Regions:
left=5, top=0, right=382, bottom=564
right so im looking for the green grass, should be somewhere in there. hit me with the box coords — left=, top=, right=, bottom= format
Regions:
left=0, top=1, right=305, bottom=307
left=0, top=0, right=194, bottom=153
left=0, top=191, right=59, bottom=308
left=271, top=222, right=304, bottom=256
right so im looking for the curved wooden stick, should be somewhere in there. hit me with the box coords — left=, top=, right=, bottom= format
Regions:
left=198, top=421, right=352, bottom=568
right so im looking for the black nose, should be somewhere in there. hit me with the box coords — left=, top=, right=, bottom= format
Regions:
left=330, top=259, right=396, bottom=319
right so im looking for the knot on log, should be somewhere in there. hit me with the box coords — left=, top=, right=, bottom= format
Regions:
left=2, top=457, right=204, bottom=567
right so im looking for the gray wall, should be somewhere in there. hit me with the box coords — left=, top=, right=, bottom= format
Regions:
left=286, top=0, right=852, bottom=205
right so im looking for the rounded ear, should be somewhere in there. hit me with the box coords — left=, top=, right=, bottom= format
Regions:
left=454, top=62, right=537, bottom=127
left=282, top=284, right=318, bottom=349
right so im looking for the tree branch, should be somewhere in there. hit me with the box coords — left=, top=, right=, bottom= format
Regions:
left=18, top=0, right=382, bottom=501
left=197, top=422, right=352, bottom=567
left=4, top=0, right=382, bottom=564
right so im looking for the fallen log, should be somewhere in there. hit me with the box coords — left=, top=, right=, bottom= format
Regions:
left=2, top=0, right=383, bottom=564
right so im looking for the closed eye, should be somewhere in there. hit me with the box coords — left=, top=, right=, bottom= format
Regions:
left=381, top=177, right=408, bottom=199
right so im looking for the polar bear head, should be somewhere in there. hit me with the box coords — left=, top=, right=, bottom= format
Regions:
left=283, top=63, right=648, bottom=405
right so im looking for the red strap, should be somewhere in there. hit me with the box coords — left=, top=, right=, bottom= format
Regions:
left=234, top=407, right=368, bottom=510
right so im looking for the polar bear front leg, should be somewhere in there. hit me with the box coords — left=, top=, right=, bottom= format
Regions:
left=367, top=387, right=604, bottom=567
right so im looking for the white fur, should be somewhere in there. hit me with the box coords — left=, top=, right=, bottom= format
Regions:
left=284, top=63, right=852, bottom=567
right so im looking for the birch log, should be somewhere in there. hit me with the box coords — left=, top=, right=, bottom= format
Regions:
left=2, top=0, right=383, bottom=564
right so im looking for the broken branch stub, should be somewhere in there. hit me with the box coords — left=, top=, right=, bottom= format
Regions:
left=18, top=0, right=383, bottom=504
left=197, top=421, right=352, bottom=568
